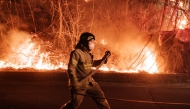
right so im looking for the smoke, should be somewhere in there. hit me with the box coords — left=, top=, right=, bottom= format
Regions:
left=80, top=0, right=165, bottom=72
left=0, top=29, right=30, bottom=64
left=7, top=29, right=30, bottom=49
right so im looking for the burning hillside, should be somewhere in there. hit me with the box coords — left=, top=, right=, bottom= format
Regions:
left=0, top=29, right=161, bottom=74
left=0, top=0, right=190, bottom=74
left=0, top=30, right=67, bottom=72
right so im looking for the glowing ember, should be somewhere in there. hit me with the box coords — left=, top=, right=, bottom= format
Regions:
left=101, top=39, right=107, bottom=45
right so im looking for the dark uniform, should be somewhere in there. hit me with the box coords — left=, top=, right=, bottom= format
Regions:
left=60, top=32, right=111, bottom=109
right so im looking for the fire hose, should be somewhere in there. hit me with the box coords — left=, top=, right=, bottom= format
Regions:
left=76, top=92, right=190, bottom=106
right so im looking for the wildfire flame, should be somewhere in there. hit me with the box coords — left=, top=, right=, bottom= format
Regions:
left=99, top=39, right=159, bottom=74
left=0, top=35, right=67, bottom=71
left=177, top=1, right=188, bottom=29
left=99, top=49, right=158, bottom=74
left=178, top=19, right=187, bottom=29
left=170, top=0, right=188, bottom=29
left=0, top=34, right=159, bottom=74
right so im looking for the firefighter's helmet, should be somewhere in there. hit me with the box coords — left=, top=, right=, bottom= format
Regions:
left=79, top=32, right=95, bottom=44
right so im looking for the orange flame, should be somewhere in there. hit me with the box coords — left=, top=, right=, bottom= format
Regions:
left=99, top=48, right=158, bottom=74
left=0, top=37, right=67, bottom=71
left=178, top=19, right=187, bottom=29
left=99, top=39, right=159, bottom=74
left=0, top=36, right=159, bottom=74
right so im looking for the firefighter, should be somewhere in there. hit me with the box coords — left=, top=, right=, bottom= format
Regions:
left=60, top=32, right=111, bottom=109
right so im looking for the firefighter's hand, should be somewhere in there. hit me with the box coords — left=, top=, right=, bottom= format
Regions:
left=105, top=51, right=111, bottom=57
left=102, top=50, right=111, bottom=64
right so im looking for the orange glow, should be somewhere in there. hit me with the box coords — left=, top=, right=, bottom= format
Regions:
left=179, top=2, right=183, bottom=7
left=101, top=39, right=107, bottom=45
left=178, top=19, right=187, bottom=29
left=168, top=0, right=188, bottom=30
left=0, top=34, right=159, bottom=74
left=139, top=48, right=158, bottom=74
left=99, top=47, right=158, bottom=74
left=177, top=1, right=187, bottom=29
left=0, top=37, right=67, bottom=71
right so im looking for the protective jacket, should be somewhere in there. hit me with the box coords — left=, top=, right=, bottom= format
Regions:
left=61, top=32, right=111, bottom=109
left=67, top=48, right=102, bottom=88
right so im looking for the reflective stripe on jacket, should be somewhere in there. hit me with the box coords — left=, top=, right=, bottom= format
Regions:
left=68, top=48, right=94, bottom=86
